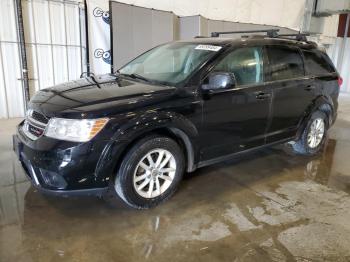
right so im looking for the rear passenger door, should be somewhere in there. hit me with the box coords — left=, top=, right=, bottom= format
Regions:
left=265, top=45, right=315, bottom=143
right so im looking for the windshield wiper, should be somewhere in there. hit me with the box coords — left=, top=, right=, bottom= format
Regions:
left=117, top=72, right=168, bottom=86
left=120, top=73, right=151, bottom=83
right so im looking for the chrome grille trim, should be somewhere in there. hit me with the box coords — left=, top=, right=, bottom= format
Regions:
left=22, top=110, right=49, bottom=140
left=22, top=121, right=41, bottom=140
left=27, top=115, right=47, bottom=128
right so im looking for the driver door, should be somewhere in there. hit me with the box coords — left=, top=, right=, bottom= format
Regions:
left=200, top=46, right=272, bottom=161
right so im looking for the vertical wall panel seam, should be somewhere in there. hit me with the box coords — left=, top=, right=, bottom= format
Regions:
left=63, top=2, right=70, bottom=80
left=78, top=4, right=84, bottom=74
left=0, top=43, right=9, bottom=118
left=338, top=14, right=349, bottom=74
left=30, top=0, right=41, bottom=90
left=0, top=0, right=9, bottom=118
left=109, top=0, right=113, bottom=73
left=132, top=7, right=135, bottom=58
left=47, top=1, right=56, bottom=85
left=13, top=0, right=27, bottom=115
left=74, top=4, right=82, bottom=75
left=151, top=10, right=154, bottom=47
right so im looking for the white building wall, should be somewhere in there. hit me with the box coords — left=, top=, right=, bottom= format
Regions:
left=328, top=39, right=350, bottom=93
left=324, top=15, right=350, bottom=93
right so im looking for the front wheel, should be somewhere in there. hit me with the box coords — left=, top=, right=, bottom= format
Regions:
left=108, top=136, right=185, bottom=209
left=292, top=110, right=328, bottom=155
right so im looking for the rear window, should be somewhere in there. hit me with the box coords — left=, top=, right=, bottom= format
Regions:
left=267, top=46, right=304, bottom=81
left=302, top=50, right=335, bottom=76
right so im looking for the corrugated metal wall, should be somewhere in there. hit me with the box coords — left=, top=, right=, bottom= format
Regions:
left=22, top=0, right=85, bottom=96
left=0, top=0, right=85, bottom=119
left=0, top=0, right=25, bottom=118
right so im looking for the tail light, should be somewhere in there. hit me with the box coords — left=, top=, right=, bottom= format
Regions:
left=338, top=76, right=343, bottom=87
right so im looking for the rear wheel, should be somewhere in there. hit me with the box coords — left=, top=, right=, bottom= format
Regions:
left=107, top=135, right=185, bottom=209
left=292, top=110, right=328, bottom=155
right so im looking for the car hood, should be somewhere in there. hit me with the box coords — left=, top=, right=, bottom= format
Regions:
left=29, top=74, right=177, bottom=118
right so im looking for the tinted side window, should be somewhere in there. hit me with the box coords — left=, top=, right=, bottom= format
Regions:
left=303, top=50, right=335, bottom=75
left=213, top=47, right=263, bottom=86
left=267, top=46, right=304, bottom=81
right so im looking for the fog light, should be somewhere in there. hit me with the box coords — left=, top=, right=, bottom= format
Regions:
left=39, top=169, right=67, bottom=189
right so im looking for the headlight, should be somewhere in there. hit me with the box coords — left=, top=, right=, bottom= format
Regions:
left=45, top=118, right=109, bottom=142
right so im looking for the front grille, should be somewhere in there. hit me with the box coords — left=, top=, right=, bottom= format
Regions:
left=22, top=110, right=49, bottom=140
left=31, top=110, right=49, bottom=124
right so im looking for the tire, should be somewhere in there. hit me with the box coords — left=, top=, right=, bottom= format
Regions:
left=292, top=110, right=328, bottom=156
left=106, top=135, right=185, bottom=209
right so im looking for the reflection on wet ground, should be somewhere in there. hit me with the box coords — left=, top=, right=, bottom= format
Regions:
left=2, top=97, right=350, bottom=261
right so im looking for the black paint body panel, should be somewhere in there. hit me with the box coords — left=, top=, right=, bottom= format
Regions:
left=13, top=37, right=340, bottom=194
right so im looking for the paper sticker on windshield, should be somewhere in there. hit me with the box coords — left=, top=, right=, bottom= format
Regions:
left=195, top=45, right=222, bottom=52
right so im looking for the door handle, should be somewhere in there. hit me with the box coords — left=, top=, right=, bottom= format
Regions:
left=304, top=85, right=315, bottom=91
left=255, top=92, right=271, bottom=100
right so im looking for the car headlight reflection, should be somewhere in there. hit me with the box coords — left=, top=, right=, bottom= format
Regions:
left=45, top=118, right=109, bottom=142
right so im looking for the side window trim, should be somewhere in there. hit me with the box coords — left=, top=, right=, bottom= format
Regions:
left=265, top=44, right=305, bottom=82
left=262, top=45, right=271, bottom=82
left=301, top=49, right=336, bottom=78
left=198, top=47, right=236, bottom=86
left=201, top=45, right=266, bottom=89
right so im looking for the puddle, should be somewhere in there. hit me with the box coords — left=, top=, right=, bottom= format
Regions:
left=1, top=119, right=350, bottom=261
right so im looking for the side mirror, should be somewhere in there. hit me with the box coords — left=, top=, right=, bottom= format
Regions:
left=202, top=72, right=236, bottom=91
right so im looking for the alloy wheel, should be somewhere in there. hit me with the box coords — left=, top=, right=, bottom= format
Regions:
left=307, top=118, right=325, bottom=148
left=133, top=149, right=176, bottom=198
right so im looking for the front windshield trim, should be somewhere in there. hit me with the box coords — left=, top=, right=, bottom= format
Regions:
left=117, top=42, right=224, bottom=87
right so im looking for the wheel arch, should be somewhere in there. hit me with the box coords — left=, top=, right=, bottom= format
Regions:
left=119, top=126, right=196, bottom=173
left=95, top=112, right=199, bottom=182
left=296, top=95, right=335, bottom=139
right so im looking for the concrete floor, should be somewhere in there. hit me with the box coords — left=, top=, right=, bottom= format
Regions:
left=1, top=96, right=350, bottom=262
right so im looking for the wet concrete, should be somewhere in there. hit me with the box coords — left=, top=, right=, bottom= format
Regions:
left=1, top=96, right=350, bottom=261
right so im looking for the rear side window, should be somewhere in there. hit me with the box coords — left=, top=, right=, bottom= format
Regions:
left=213, top=47, right=264, bottom=86
left=267, top=46, right=304, bottom=81
left=302, top=50, right=335, bottom=75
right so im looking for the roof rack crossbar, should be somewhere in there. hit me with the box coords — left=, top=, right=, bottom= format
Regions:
left=209, top=29, right=311, bottom=42
left=211, top=29, right=279, bottom=38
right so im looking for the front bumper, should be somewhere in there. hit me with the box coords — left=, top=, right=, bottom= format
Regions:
left=13, top=123, right=108, bottom=197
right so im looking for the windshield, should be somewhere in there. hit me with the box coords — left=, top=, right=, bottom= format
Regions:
left=118, top=42, right=222, bottom=86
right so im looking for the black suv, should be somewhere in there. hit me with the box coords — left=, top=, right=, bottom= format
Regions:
left=13, top=30, right=341, bottom=209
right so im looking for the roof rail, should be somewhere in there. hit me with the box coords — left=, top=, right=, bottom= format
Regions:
left=277, top=33, right=310, bottom=41
left=210, top=29, right=310, bottom=42
left=211, top=29, right=279, bottom=38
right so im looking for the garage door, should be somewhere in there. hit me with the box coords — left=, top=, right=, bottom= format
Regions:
left=0, top=0, right=86, bottom=119
left=0, top=0, right=25, bottom=118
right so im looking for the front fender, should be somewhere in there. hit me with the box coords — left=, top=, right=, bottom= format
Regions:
left=114, top=111, right=198, bottom=142
left=95, top=111, right=199, bottom=181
